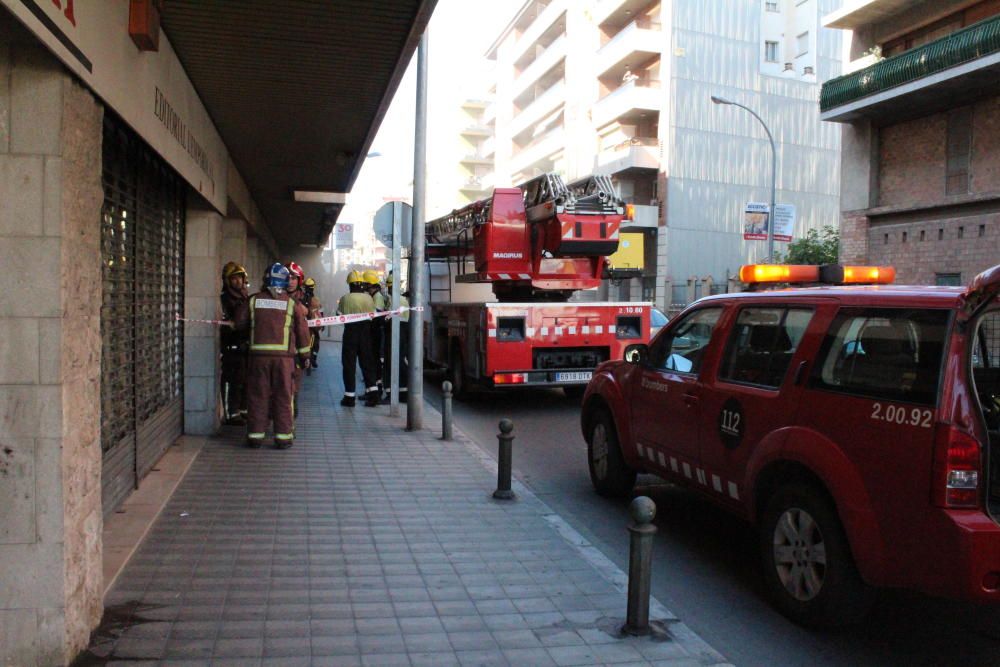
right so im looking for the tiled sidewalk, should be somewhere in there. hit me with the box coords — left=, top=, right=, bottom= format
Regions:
left=81, top=347, right=728, bottom=667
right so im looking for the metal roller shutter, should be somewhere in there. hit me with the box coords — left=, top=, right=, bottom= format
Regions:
left=100, top=113, right=185, bottom=516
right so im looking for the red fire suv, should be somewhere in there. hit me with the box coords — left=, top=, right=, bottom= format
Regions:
left=581, top=263, right=1000, bottom=627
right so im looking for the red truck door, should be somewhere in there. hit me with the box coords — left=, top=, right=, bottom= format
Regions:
left=629, top=307, right=725, bottom=476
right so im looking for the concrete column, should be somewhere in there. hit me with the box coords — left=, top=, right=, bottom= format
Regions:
left=0, top=42, right=104, bottom=665
left=839, top=121, right=877, bottom=264
left=183, top=207, right=223, bottom=435
left=221, top=216, right=248, bottom=269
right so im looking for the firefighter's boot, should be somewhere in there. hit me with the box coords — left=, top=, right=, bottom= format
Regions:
left=340, top=394, right=356, bottom=407
left=364, top=388, right=380, bottom=407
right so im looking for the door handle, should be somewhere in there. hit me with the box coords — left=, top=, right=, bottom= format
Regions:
left=683, top=392, right=699, bottom=406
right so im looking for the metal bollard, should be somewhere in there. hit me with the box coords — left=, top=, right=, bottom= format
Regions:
left=441, top=381, right=454, bottom=441
left=493, top=419, right=515, bottom=500
left=623, top=496, right=657, bottom=636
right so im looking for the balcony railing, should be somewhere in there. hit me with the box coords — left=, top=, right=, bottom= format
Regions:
left=820, top=14, right=1000, bottom=112
left=596, top=19, right=662, bottom=76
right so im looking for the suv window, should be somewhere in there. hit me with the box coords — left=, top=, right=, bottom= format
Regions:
left=810, top=308, right=951, bottom=405
left=720, top=307, right=814, bottom=388
left=648, top=308, right=722, bottom=374
left=972, top=309, right=1000, bottom=432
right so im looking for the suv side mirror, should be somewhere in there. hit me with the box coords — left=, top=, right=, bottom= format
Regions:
left=624, top=343, right=648, bottom=364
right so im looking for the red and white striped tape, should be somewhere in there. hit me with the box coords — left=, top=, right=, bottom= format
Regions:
left=176, top=306, right=424, bottom=328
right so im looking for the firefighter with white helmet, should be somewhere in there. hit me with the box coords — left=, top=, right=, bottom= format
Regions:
left=285, top=261, right=309, bottom=415
left=220, top=261, right=249, bottom=424
left=338, top=270, right=379, bottom=407
left=233, top=263, right=312, bottom=449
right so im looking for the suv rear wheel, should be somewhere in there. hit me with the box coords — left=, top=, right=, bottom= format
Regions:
left=759, top=483, right=874, bottom=627
left=587, top=410, right=636, bottom=497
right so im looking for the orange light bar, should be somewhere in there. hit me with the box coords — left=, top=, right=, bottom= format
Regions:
left=841, top=265, right=896, bottom=284
left=625, top=204, right=636, bottom=221
left=494, top=373, right=526, bottom=385
left=739, top=264, right=820, bottom=283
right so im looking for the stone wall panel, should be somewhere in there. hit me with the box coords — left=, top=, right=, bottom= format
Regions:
left=0, top=237, right=60, bottom=317
left=0, top=435, right=35, bottom=544
left=0, top=608, right=38, bottom=666
left=10, top=46, right=63, bottom=156
left=0, top=542, right=63, bottom=607
left=0, top=154, right=44, bottom=236
left=0, top=386, right=62, bottom=439
left=0, top=317, right=40, bottom=384
left=0, top=44, right=9, bottom=155
left=33, top=437, right=64, bottom=545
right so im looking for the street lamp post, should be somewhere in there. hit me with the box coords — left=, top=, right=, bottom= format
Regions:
left=711, top=95, right=777, bottom=262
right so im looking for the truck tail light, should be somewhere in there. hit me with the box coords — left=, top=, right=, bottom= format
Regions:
left=494, top=373, right=526, bottom=385
left=932, top=425, right=981, bottom=508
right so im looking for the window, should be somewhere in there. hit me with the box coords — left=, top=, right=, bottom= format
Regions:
left=766, top=1, right=779, bottom=11
left=946, top=107, right=972, bottom=196
left=765, top=41, right=779, bottom=63
left=797, top=32, right=809, bottom=56
left=720, top=308, right=814, bottom=388
left=810, top=308, right=951, bottom=405
left=971, top=309, right=1000, bottom=432
left=616, top=316, right=643, bottom=339
left=935, top=273, right=962, bottom=286
left=648, top=308, right=723, bottom=374
left=496, top=317, right=525, bottom=342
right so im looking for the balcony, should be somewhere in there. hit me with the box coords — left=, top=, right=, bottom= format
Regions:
left=460, top=124, right=492, bottom=137
left=591, top=79, right=662, bottom=129
left=509, top=80, right=566, bottom=138
left=460, top=152, right=493, bottom=165
left=513, top=34, right=567, bottom=99
left=509, top=128, right=565, bottom=178
left=822, top=0, right=917, bottom=30
left=592, top=0, right=657, bottom=29
left=596, top=137, right=659, bottom=175
left=460, top=176, right=492, bottom=194
left=596, top=19, right=662, bottom=78
left=820, top=14, right=1000, bottom=123
left=510, top=1, right=565, bottom=66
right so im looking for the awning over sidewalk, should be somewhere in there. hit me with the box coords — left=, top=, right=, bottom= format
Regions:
left=161, top=1, right=436, bottom=249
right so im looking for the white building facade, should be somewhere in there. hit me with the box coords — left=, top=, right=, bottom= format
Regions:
left=483, top=0, right=843, bottom=310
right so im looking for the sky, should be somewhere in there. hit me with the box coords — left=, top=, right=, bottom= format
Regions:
left=337, top=0, right=520, bottom=246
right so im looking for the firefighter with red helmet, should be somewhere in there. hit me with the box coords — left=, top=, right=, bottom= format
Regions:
left=285, top=261, right=309, bottom=414
left=233, top=263, right=311, bottom=449
left=220, top=261, right=249, bottom=424
left=338, top=270, right=380, bottom=407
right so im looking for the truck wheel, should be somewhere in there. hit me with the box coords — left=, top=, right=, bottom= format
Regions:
left=448, top=348, right=467, bottom=398
left=587, top=410, right=636, bottom=497
left=759, top=484, right=874, bottom=627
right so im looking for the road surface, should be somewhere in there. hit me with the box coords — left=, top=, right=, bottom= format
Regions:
left=424, top=378, right=1000, bottom=666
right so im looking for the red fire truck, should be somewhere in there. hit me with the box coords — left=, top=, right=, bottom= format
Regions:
left=424, top=173, right=651, bottom=397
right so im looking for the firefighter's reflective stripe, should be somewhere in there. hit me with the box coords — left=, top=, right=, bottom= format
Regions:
left=296, top=345, right=312, bottom=355
left=249, top=296, right=296, bottom=353
left=248, top=432, right=266, bottom=440
left=275, top=432, right=294, bottom=441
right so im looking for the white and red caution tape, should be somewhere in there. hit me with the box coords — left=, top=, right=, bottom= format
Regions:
left=307, top=306, right=423, bottom=328
left=175, top=307, right=423, bottom=328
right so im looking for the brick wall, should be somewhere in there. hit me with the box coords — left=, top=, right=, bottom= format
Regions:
left=844, top=92, right=1000, bottom=284
left=839, top=211, right=869, bottom=264
left=868, top=213, right=999, bottom=285
left=878, top=114, right=947, bottom=208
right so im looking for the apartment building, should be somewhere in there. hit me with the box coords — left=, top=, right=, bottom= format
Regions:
left=821, top=0, right=1000, bottom=286
left=483, top=0, right=842, bottom=310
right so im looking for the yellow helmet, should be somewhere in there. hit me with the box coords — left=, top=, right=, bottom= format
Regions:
left=362, top=269, right=381, bottom=285
left=386, top=273, right=395, bottom=286
left=347, top=270, right=364, bottom=284
left=222, top=261, right=247, bottom=279
left=304, top=277, right=317, bottom=289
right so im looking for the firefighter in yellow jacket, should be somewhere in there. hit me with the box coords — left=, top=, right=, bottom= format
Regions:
left=234, top=263, right=311, bottom=449
left=338, top=271, right=380, bottom=407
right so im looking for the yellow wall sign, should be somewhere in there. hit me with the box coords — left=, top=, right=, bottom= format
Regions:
left=607, top=232, right=645, bottom=271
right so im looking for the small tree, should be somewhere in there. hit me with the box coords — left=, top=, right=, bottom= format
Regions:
left=774, top=225, right=839, bottom=265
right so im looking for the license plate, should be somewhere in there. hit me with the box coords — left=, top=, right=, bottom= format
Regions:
left=557, top=371, right=592, bottom=382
